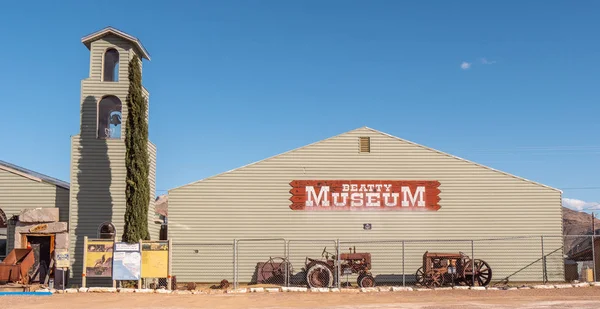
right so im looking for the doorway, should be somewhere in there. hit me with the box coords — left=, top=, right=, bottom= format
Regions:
left=23, top=234, right=54, bottom=283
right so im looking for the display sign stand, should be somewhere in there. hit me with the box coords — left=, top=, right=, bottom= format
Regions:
left=112, top=241, right=141, bottom=286
left=82, top=236, right=87, bottom=288
left=140, top=239, right=172, bottom=290
left=168, top=239, right=172, bottom=290
left=138, top=239, right=143, bottom=289
left=82, top=236, right=116, bottom=288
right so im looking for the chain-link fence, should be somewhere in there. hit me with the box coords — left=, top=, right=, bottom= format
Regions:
left=234, top=238, right=287, bottom=289
left=171, top=242, right=234, bottom=289
left=170, top=235, right=599, bottom=290
left=286, top=240, right=337, bottom=287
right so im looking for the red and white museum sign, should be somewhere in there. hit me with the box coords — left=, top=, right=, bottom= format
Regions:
left=289, top=180, right=441, bottom=211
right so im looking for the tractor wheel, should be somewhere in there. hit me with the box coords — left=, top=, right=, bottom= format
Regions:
left=414, top=267, right=425, bottom=286
left=464, top=259, right=492, bottom=287
left=357, top=273, right=375, bottom=288
left=423, top=272, right=444, bottom=288
left=306, top=263, right=334, bottom=288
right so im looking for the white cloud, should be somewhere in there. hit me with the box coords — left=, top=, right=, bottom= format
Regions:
left=460, top=62, right=471, bottom=70
left=480, top=58, right=497, bottom=65
left=562, top=198, right=600, bottom=211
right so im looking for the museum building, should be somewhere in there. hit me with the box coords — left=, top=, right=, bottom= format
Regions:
left=167, top=127, right=564, bottom=284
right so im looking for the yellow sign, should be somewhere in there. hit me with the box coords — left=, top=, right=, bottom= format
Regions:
left=141, top=241, right=169, bottom=278
left=85, top=240, right=114, bottom=277
left=29, top=224, right=48, bottom=232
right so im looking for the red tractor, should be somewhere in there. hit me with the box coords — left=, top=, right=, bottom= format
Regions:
left=304, top=246, right=375, bottom=288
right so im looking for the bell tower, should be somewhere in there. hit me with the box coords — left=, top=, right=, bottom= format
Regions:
left=68, top=27, right=158, bottom=283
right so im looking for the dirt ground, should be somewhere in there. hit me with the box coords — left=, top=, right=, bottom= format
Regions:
left=2, top=288, right=600, bottom=309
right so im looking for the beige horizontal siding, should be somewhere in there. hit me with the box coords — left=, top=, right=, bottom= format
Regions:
left=0, top=168, right=69, bottom=254
left=68, top=136, right=128, bottom=282
left=169, top=128, right=563, bottom=283
left=89, top=34, right=143, bottom=82
left=68, top=135, right=157, bottom=283
left=80, top=81, right=128, bottom=140
left=148, top=142, right=159, bottom=240
left=6, top=223, right=14, bottom=257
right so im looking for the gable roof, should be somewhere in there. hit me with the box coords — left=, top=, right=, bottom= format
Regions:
left=81, top=26, right=151, bottom=61
left=169, top=127, right=561, bottom=193
left=365, top=127, right=561, bottom=193
left=0, top=160, right=70, bottom=190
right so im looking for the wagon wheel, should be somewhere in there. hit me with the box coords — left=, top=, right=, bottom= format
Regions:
left=357, top=273, right=375, bottom=288
left=260, top=257, right=290, bottom=285
left=306, top=263, right=334, bottom=288
left=423, top=272, right=444, bottom=288
left=464, top=259, right=492, bottom=286
left=414, top=267, right=425, bottom=286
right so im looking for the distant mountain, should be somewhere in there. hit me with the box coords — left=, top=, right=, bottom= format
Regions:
left=155, top=195, right=168, bottom=217
left=563, top=207, right=600, bottom=258
left=563, top=207, right=599, bottom=235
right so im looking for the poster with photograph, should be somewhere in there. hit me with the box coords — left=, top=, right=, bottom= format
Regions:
left=141, top=241, right=169, bottom=278
left=112, top=242, right=141, bottom=280
left=85, top=240, right=114, bottom=277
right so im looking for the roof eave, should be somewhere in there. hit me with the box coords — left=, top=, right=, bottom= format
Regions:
left=81, top=27, right=151, bottom=61
left=0, top=164, right=69, bottom=190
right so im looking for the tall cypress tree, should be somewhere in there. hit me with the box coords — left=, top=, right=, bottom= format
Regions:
left=123, top=54, right=150, bottom=243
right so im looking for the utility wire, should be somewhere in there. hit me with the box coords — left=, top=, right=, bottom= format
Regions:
left=560, top=187, right=600, bottom=190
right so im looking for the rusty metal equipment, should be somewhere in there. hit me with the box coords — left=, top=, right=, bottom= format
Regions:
left=0, top=248, right=35, bottom=284
left=415, top=251, right=492, bottom=288
left=304, top=246, right=374, bottom=288
left=257, top=257, right=292, bottom=285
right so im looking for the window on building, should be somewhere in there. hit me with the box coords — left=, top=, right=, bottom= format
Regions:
left=97, top=222, right=116, bottom=240
left=103, top=49, right=119, bottom=82
left=97, top=96, right=122, bottom=139
left=359, top=137, right=371, bottom=153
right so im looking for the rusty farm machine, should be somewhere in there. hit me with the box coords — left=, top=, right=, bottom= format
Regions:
left=304, top=246, right=375, bottom=288
left=258, top=246, right=375, bottom=288
left=258, top=248, right=491, bottom=289
left=415, top=251, right=492, bottom=288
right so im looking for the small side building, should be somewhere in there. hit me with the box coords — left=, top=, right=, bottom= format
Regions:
left=0, top=160, right=69, bottom=262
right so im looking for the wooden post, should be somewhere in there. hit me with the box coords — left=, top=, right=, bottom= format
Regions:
left=82, top=236, right=87, bottom=288
left=167, top=239, right=172, bottom=290
left=138, top=239, right=143, bottom=289
left=112, top=239, right=117, bottom=288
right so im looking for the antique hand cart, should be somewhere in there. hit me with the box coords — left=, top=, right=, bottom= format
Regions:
left=304, top=246, right=375, bottom=288
left=415, top=251, right=492, bottom=288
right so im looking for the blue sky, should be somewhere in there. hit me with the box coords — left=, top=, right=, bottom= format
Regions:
left=0, top=1, right=598, bottom=211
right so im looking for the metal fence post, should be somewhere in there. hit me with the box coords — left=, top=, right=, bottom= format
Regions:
left=336, top=239, right=341, bottom=289
left=471, top=240, right=475, bottom=287
left=233, top=239, right=238, bottom=290
left=592, top=235, right=596, bottom=282
left=402, top=240, right=405, bottom=287
left=285, top=240, right=289, bottom=287
left=541, top=236, right=546, bottom=284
